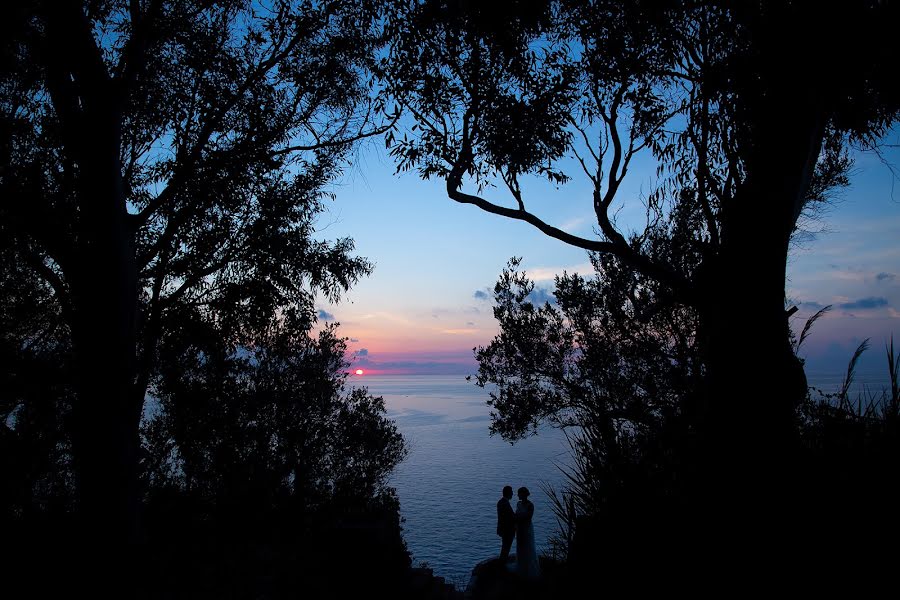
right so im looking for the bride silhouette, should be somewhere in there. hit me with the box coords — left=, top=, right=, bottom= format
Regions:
left=514, top=487, right=541, bottom=579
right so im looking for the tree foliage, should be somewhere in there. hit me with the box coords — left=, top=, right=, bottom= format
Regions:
left=143, top=320, right=405, bottom=517
left=478, top=243, right=701, bottom=504
left=382, top=0, right=897, bottom=292
left=383, top=0, right=900, bottom=569
left=0, top=240, right=75, bottom=520
left=1, top=0, right=386, bottom=382
left=1, top=2, right=410, bottom=592
left=138, top=317, right=408, bottom=597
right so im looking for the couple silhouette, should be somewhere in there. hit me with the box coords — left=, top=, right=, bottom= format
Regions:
left=496, top=485, right=541, bottom=579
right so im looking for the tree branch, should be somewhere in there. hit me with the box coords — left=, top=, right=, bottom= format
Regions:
left=570, top=120, right=599, bottom=185
left=445, top=101, right=690, bottom=297
left=129, top=13, right=312, bottom=228
left=271, top=113, right=399, bottom=156
left=19, top=244, right=73, bottom=323
left=116, top=0, right=163, bottom=101
left=134, top=241, right=172, bottom=404
left=446, top=180, right=615, bottom=253
left=691, top=91, right=721, bottom=247
left=502, top=170, right=525, bottom=211
left=446, top=178, right=688, bottom=295
left=592, top=102, right=632, bottom=251
left=158, top=198, right=255, bottom=309
left=598, top=87, right=626, bottom=211
left=571, top=145, right=597, bottom=186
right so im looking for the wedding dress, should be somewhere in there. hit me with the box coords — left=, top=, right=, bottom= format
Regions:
left=515, top=499, right=541, bottom=579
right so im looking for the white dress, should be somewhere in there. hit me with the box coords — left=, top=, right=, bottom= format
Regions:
left=515, top=499, right=541, bottom=578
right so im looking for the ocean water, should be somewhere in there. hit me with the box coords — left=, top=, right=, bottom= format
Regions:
left=351, top=375, right=571, bottom=586
left=355, top=371, right=897, bottom=585
left=806, top=370, right=893, bottom=397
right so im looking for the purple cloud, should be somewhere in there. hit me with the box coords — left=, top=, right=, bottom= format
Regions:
left=473, top=289, right=490, bottom=300
left=527, top=287, right=557, bottom=306
left=356, top=348, right=369, bottom=356
left=839, top=297, right=889, bottom=310
left=801, top=301, right=827, bottom=310
left=876, top=272, right=896, bottom=282
left=318, top=309, right=335, bottom=321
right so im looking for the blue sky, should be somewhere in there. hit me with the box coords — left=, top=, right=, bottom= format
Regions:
left=786, top=144, right=900, bottom=376
left=316, top=133, right=900, bottom=378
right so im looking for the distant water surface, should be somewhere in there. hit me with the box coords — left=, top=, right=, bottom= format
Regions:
left=806, top=370, right=892, bottom=396
left=351, top=375, right=570, bottom=586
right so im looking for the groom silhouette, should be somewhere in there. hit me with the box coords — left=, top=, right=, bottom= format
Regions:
left=496, top=485, right=516, bottom=564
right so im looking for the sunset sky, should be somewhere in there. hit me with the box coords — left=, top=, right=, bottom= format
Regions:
left=316, top=132, right=900, bottom=377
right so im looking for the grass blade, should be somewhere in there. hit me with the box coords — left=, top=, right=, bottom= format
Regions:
left=839, top=339, right=870, bottom=410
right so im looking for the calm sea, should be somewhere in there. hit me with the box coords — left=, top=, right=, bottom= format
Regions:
left=351, top=375, right=570, bottom=586
left=353, top=371, right=895, bottom=585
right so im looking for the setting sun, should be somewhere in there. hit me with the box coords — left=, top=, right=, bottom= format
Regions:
left=355, top=369, right=364, bottom=375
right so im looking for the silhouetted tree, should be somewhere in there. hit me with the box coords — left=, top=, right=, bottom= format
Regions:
left=382, top=0, right=900, bottom=544
left=475, top=249, right=701, bottom=579
left=0, top=239, right=75, bottom=524
left=139, top=315, right=408, bottom=597
left=479, top=253, right=698, bottom=497
left=1, top=0, right=391, bottom=572
left=144, top=319, right=405, bottom=517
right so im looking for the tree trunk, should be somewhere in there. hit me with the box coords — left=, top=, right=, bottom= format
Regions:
left=692, top=88, right=825, bottom=557
left=69, top=254, right=141, bottom=539
left=64, top=89, right=143, bottom=588
left=38, top=2, right=144, bottom=573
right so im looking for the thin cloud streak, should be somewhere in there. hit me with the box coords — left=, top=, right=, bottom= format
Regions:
left=559, top=216, right=589, bottom=231
left=525, top=262, right=595, bottom=282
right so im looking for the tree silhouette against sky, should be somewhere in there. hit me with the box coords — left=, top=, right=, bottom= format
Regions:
left=0, top=0, right=393, bottom=575
left=382, top=0, right=900, bottom=546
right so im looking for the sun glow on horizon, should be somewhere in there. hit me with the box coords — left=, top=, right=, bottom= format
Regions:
left=355, top=369, right=364, bottom=375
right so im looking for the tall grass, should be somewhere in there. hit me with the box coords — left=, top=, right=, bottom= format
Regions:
left=816, top=335, right=899, bottom=419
